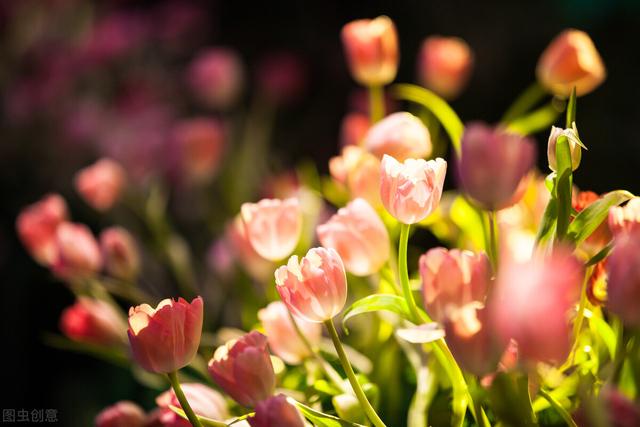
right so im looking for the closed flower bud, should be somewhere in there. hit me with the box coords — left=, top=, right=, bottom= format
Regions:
left=606, top=230, right=640, bottom=327
left=16, top=194, right=68, bottom=266
left=186, top=48, right=244, bottom=110
left=74, top=158, right=126, bottom=211
left=341, top=16, right=399, bottom=86
left=364, top=112, right=432, bottom=161
left=418, top=36, right=473, bottom=100
left=547, top=126, right=582, bottom=172
left=128, top=297, right=203, bottom=373
left=241, top=198, right=302, bottom=262
left=170, top=118, right=225, bottom=184
left=608, top=197, right=640, bottom=236
left=340, top=113, right=370, bottom=147
left=380, top=155, right=447, bottom=224
left=208, top=331, right=275, bottom=407
left=537, top=29, right=606, bottom=97
left=248, top=394, right=305, bottom=427
left=60, top=297, right=126, bottom=346
left=420, top=248, right=490, bottom=322
left=52, top=222, right=102, bottom=280
left=457, top=123, right=536, bottom=211
left=95, top=401, right=146, bottom=427
left=317, top=198, right=390, bottom=276
left=329, top=146, right=381, bottom=206
left=100, top=227, right=140, bottom=280
left=258, top=301, right=321, bottom=365
left=275, top=247, right=347, bottom=323
left=156, top=383, right=229, bottom=426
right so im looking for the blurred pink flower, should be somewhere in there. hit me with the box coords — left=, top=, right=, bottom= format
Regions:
left=80, top=12, right=149, bottom=66
left=95, top=401, right=146, bottom=427
left=169, top=118, right=226, bottom=184
left=418, top=36, right=473, bottom=100
left=100, top=227, right=140, bottom=281
left=329, top=145, right=381, bottom=207
left=155, top=383, right=228, bottom=427
left=60, top=297, right=126, bottom=346
left=364, top=112, right=432, bottom=161
left=52, top=222, right=102, bottom=280
left=340, top=112, right=370, bottom=147
left=248, top=394, right=305, bottom=427
left=16, top=194, right=68, bottom=266
left=74, top=158, right=126, bottom=211
left=606, top=230, right=640, bottom=327
left=187, top=48, right=244, bottom=109
left=225, top=216, right=274, bottom=281
left=609, top=197, right=640, bottom=237
left=256, top=52, right=307, bottom=105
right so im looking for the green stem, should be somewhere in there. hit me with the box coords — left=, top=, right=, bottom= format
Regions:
left=167, top=371, right=204, bottom=427
left=399, top=224, right=422, bottom=324
left=487, top=211, right=499, bottom=273
left=565, top=266, right=593, bottom=368
left=369, top=85, right=385, bottom=123
left=501, top=82, right=547, bottom=124
left=538, top=389, right=577, bottom=427
left=324, top=319, right=387, bottom=427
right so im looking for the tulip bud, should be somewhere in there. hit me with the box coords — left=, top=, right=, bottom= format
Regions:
left=364, top=112, right=432, bottom=161
left=16, top=194, right=68, bottom=266
left=186, top=48, right=244, bottom=110
left=341, top=16, right=399, bottom=86
left=60, top=297, right=126, bottom=346
left=240, top=198, right=302, bottom=262
left=547, top=126, right=582, bottom=172
left=275, top=247, right=348, bottom=323
left=156, top=383, right=229, bottom=426
left=606, top=230, right=640, bottom=327
left=258, top=301, right=321, bottom=365
left=457, top=123, right=536, bottom=211
left=95, top=401, right=146, bottom=427
left=317, top=198, right=390, bottom=276
left=74, top=158, right=126, bottom=211
left=536, top=29, right=606, bottom=97
left=419, top=248, right=490, bottom=322
left=380, top=155, right=447, bottom=224
left=208, top=331, right=275, bottom=407
left=100, top=227, right=140, bottom=281
left=248, top=394, right=305, bottom=427
left=340, top=113, right=370, bottom=147
left=418, top=36, right=473, bottom=100
left=225, top=216, right=274, bottom=280
left=329, top=146, right=381, bottom=207
left=127, top=297, right=203, bottom=373
left=52, top=222, right=102, bottom=280
left=170, top=118, right=225, bottom=184
left=608, top=197, right=640, bottom=236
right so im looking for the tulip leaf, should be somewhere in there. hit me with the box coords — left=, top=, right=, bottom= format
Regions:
left=506, top=102, right=561, bottom=136
left=291, top=398, right=366, bottom=427
left=392, top=84, right=464, bottom=154
left=342, top=294, right=412, bottom=333
left=585, top=242, right=614, bottom=267
left=588, top=311, right=617, bottom=359
left=488, top=373, right=537, bottom=427
left=555, top=135, right=573, bottom=241
left=567, top=190, right=634, bottom=245
left=535, top=197, right=557, bottom=247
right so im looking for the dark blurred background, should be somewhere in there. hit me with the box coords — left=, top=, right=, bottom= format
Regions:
left=1, top=0, right=639, bottom=425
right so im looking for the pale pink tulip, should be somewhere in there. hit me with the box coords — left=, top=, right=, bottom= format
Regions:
left=547, top=126, right=582, bottom=172
left=606, top=230, right=640, bottom=327
left=60, top=297, right=126, bottom=346
left=52, top=222, right=102, bottom=280
left=364, top=112, right=432, bottom=161
left=329, top=145, right=381, bottom=206
left=418, top=36, right=473, bottom=100
left=74, top=158, right=126, bottom=211
left=100, top=227, right=140, bottom=280
left=95, top=401, right=146, bottom=427
left=608, top=197, right=640, bottom=237
left=16, top=194, right=68, bottom=265
left=226, top=216, right=274, bottom=280
left=248, top=394, right=305, bottom=427
left=156, top=383, right=228, bottom=427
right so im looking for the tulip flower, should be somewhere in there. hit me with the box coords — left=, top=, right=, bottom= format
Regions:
left=16, top=194, right=68, bottom=266
left=226, top=216, right=274, bottom=280
left=329, top=145, right=381, bottom=206
left=170, top=118, right=225, bottom=184
left=419, top=248, right=490, bottom=322
left=74, top=158, right=126, bottom=211
left=240, top=198, right=302, bottom=262
left=418, top=36, right=473, bottom=100
left=258, top=301, right=321, bottom=365
left=364, top=112, right=432, bottom=161
left=606, top=230, right=640, bottom=327
left=491, top=249, right=583, bottom=364
left=208, top=331, right=275, bottom=407
left=341, top=16, right=399, bottom=87
left=275, top=247, right=348, bottom=323
left=608, top=197, right=640, bottom=236
left=547, top=125, right=582, bottom=172
left=156, top=383, right=229, bottom=427
left=340, top=113, right=370, bottom=147
left=457, top=123, right=536, bottom=211
left=60, top=297, right=126, bottom=346
left=380, top=154, right=447, bottom=224
left=537, top=29, right=606, bottom=97
left=127, top=297, right=203, bottom=373
left=52, top=222, right=102, bottom=280
left=186, top=48, right=244, bottom=110
left=317, top=198, right=390, bottom=276
left=95, top=401, right=146, bottom=427
left=100, top=227, right=140, bottom=281
left=248, top=394, right=305, bottom=427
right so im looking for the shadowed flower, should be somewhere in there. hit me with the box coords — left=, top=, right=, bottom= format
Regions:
left=16, top=194, right=68, bottom=266
left=606, top=230, right=640, bottom=327
left=155, top=383, right=229, bottom=427
left=100, top=227, right=140, bottom=281
left=186, top=48, right=244, bottom=110
left=60, top=297, right=126, bottom=346
left=52, top=222, right=102, bottom=280
left=169, top=118, right=225, bottom=184
left=248, top=394, right=305, bottom=427
left=74, top=158, right=126, bottom=211
left=95, top=401, right=146, bottom=427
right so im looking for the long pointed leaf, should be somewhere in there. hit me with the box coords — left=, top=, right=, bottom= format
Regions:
left=342, top=294, right=412, bottom=333
left=567, top=190, right=634, bottom=245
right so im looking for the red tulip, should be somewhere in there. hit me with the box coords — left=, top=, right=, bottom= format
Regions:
left=60, top=297, right=126, bottom=346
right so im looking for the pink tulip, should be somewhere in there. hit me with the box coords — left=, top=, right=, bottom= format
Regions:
left=536, top=29, right=606, bottom=97
left=457, top=123, right=536, bottom=211
left=60, top=297, right=126, bottom=346
left=329, top=146, right=381, bottom=206
left=341, top=16, right=399, bottom=86
left=16, top=194, right=68, bottom=265
left=609, top=197, right=640, bottom=237
left=128, top=297, right=203, bottom=373
left=317, top=198, right=390, bottom=276
left=208, top=331, right=275, bottom=407
left=606, top=230, right=640, bottom=327
left=100, top=227, right=140, bottom=281
left=169, top=118, right=225, bottom=184
left=491, top=249, right=583, bottom=364
left=258, top=301, right=322, bottom=365
left=364, top=112, right=432, bottom=161
left=226, top=216, right=274, bottom=280
left=248, top=394, right=305, bottom=427
left=420, top=248, right=490, bottom=322
left=340, top=113, right=370, bottom=147
left=380, top=154, right=447, bottom=224
left=95, top=401, right=146, bottom=427
left=155, top=383, right=229, bottom=427
left=52, top=222, right=102, bottom=280
left=275, top=247, right=348, bottom=323
left=74, top=158, right=126, bottom=211
left=240, top=198, right=302, bottom=261
left=186, top=48, right=244, bottom=109
left=418, top=36, right=473, bottom=100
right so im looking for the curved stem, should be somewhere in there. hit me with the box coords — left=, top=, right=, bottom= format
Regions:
left=167, top=371, right=204, bottom=427
left=538, top=389, right=577, bottom=427
left=324, top=319, right=387, bottom=427
left=369, top=85, right=385, bottom=123
left=399, top=224, right=422, bottom=324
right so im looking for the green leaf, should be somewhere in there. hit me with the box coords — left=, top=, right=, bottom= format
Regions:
left=535, top=197, right=557, bottom=246
left=488, top=373, right=537, bottom=427
left=588, top=311, right=617, bottom=360
left=585, top=243, right=614, bottom=266
left=567, top=190, right=634, bottom=245
left=341, top=294, right=412, bottom=333
left=566, top=87, right=577, bottom=128
left=292, top=398, right=366, bottom=427
left=506, top=102, right=561, bottom=136
left=392, top=84, right=464, bottom=154
left=555, top=135, right=574, bottom=241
